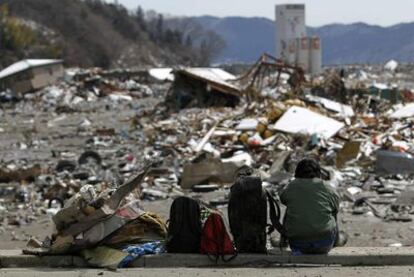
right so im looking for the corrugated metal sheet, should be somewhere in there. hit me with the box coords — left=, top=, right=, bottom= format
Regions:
left=0, top=59, right=63, bottom=80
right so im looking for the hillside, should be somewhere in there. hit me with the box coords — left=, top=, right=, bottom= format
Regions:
left=3, top=1, right=413, bottom=68
left=189, top=16, right=414, bottom=65
left=0, top=0, right=213, bottom=68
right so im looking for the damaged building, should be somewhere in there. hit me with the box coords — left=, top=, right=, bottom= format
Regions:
left=0, top=59, right=64, bottom=95
left=165, top=68, right=241, bottom=110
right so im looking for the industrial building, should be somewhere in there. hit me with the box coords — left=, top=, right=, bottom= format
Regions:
left=276, top=4, right=322, bottom=75
left=0, top=59, right=64, bottom=94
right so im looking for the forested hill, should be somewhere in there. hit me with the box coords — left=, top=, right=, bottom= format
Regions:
left=0, top=0, right=222, bottom=68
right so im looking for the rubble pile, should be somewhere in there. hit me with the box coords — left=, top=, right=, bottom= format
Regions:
left=0, top=68, right=169, bottom=242
left=2, top=60, right=414, bottom=251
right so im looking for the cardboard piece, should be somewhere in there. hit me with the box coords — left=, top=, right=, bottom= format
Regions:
left=75, top=200, right=145, bottom=248
left=180, top=158, right=239, bottom=189
left=336, top=141, right=362, bottom=168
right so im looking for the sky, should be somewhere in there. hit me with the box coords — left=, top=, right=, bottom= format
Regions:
left=114, top=0, right=414, bottom=27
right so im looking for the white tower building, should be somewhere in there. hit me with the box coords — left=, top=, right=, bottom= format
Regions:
left=276, top=4, right=322, bottom=75
left=276, top=4, right=306, bottom=61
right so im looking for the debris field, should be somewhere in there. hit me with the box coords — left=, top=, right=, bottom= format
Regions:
left=2, top=57, right=414, bottom=251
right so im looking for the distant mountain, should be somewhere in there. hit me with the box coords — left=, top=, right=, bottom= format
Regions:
left=191, top=16, right=414, bottom=65
left=193, top=16, right=276, bottom=63
left=308, top=22, right=414, bottom=65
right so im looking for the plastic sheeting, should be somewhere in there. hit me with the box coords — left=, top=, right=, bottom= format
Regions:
left=119, top=241, right=165, bottom=268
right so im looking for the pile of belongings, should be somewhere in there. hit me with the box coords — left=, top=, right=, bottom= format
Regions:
left=24, top=163, right=168, bottom=268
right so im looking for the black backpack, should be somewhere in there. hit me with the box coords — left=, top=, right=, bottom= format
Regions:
left=166, top=196, right=202, bottom=253
left=228, top=176, right=284, bottom=253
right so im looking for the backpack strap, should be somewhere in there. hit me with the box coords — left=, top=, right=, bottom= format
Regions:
left=217, top=211, right=238, bottom=263
left=220, top=212, right=237, bottom=263
left=221, top=251, right=238, bottom=263
left=266, top=190, right=288, bottom=253
left=265, top=190, right=285, bottom=236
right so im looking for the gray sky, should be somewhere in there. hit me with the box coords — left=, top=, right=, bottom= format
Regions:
left=114, top=0, right=414, bottom=27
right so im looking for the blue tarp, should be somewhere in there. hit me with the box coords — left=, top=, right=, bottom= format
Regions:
left=119, top=241, right=165, bottom=268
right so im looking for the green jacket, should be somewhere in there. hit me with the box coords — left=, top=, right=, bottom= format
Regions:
left=280, top=178, right=339, bottom=242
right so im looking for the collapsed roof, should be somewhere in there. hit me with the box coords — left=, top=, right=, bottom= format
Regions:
left=0, top=59, right=63, bottom=80
left=177, top=68, right=240, bottom=96
left=165, top=68, right=241, bottom=110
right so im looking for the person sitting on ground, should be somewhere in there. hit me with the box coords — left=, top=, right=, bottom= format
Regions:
left=280, top=159, right=343, bottom=255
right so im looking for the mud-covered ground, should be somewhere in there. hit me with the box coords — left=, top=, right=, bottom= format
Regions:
left=0, top=89, right=413, bottom=250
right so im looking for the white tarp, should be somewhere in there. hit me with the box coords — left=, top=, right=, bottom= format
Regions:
left=273, top=106, right=344, bottom=138
left=390, top=103, right=414, bottom=119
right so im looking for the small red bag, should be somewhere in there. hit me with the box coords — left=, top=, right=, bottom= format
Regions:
left=200, top=212, right=237, bottom=262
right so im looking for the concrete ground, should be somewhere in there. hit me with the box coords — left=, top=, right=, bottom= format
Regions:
left=0, top=267, right=413, bottom=277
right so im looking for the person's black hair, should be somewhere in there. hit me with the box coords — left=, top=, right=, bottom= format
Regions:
left=235, top=165, right=254, bottom=179
left=295, top=159, right=321, bottom=179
